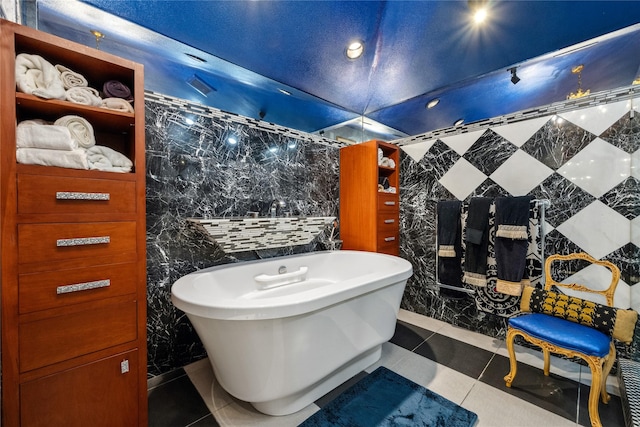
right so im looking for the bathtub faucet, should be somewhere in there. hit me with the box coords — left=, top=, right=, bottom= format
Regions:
left=270, top=200, right=286, bottom=217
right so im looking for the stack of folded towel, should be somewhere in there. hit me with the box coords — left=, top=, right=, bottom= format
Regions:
left=16, top=117, right=133, bottom=173
left=15, top=53, right=134, bottom=112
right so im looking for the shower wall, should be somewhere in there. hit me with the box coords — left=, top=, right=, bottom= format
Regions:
left=398, top=93, right=640, bottom=357
left=144, top=92, right=341, bottom=376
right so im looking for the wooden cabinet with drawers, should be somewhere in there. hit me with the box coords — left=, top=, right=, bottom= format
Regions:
left=0, top=20, right=147, bottom=426
left=340, top=139, right=400, bottom=255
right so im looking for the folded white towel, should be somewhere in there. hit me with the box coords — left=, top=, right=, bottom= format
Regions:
left=86, top=145, right=133, bottom=173
left=15, top=53, right=66, bottom=100
left=17, top=120, right=77, bottom=151
left=65, top=87, right=102, bottom=106
left=54, top=115, right=95, bottom=149
left=55, top=64, right=89, bottom=89
left=101, top=97, right=134, bottom=113
left=16, top=147, right=89, bottom=170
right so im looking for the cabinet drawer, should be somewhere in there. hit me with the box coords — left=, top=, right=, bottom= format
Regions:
left=19, top=262, right=138, bottom=314
left=18, top=222, right=137, bottom=265
left=377, top=193, right=399, bottom=212
left=21, top=349, right=139, bottom=427
left=19, top=299, right=138, bottom=372
left=18, top=174, right=136, bottom=215
left=377, top=212, right=399, bottom=234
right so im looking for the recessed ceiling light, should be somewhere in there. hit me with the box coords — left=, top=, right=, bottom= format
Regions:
left=454, top=118, right=464, bottom=126
left=473, top=7, right=488, bottom=24
left=346, top=41, right=364, bottom=59
left=426, top=98, right=440, bottom=109
left=227, top=136, right=237, bottom=145
left=278, top=89, right=291, bottom=96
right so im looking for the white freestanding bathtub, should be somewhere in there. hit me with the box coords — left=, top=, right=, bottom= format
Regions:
left=171, top=250, right=413, bottom=416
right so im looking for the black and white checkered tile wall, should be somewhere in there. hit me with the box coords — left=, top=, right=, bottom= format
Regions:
left=398, top=94, right=639, bottom=333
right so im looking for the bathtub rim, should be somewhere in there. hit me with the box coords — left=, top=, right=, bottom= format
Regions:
left=171, top=250, right=413, bottom=321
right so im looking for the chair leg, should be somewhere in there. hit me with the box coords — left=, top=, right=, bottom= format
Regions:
left=504, top=327, right=518, bottom=387
left=600, top=344, right=616, bottom=404
left=586, top=358, right=604, bottom=427
left=543, top=348, right=551, bottom=376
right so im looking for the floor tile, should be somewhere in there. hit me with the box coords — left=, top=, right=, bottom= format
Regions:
left=414, top=332, right=495, bottom=379
left=188, top=414, right=221, bottom=427
left=314, top=371, right=368, bottom=409
left=480, top=352, right=580, bottom=423
left=438, top=322, right=504, bottom=353
left=389, top=320, right=434, bottom=351
left=397, top=308, right=448, bottom=332
left=463, top=381, right=577, bottom=427
left=148, top=372, right=213, bottom=427
left=184, top=358, right=236, bottom=414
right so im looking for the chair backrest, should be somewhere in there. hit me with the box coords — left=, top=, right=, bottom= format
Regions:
left=544, top=253, right=620, bottom=307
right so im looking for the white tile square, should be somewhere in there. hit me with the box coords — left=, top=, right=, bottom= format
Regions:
left=490, top=149, right=554, bottom=196
left=631, top=148, right=640, bottom=180
left=491, top=116, right=551, bottom=147
left=397, top=308, right=448, bottom=332
left=440, top=130, right=486, bottom=156
left=559, top=100, right=630, bottom=136
left=556, top=200, right=630, bottom=259
left=556, top=137, right=630, bottom=198
left=439, top=158, right=487, bottom=200
left=401, top=140, right=435, bottom=162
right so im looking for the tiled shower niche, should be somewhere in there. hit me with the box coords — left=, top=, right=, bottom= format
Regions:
left=144, top=92, right=341, bottom=376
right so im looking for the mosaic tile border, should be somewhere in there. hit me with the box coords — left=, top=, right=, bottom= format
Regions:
left=187, top=216, right=336, bottom=253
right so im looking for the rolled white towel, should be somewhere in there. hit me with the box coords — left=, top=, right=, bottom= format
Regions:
left=16, top=147, right=89, bottom=170
left=55, top=64, right=89, bottom=89
left=387, top=158, right=395, bottom=169
left=15, top=53, right=66, bottom=100
left=17, top=120, right=77, bottom=150
left=101, top=97, right=134, bottom=113
left=54, top=115, right=95, bottom=149
left=86, top=145, right=133, bottom=173
left=65, top=87, right=102, bottom=106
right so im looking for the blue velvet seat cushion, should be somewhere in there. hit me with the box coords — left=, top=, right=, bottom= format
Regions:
left=509, top=313, right=611, bottom=357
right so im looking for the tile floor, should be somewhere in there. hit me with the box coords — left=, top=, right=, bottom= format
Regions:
left=147, top=309, right=625, bottom=426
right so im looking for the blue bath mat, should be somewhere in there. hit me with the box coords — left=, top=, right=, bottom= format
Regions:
left=299, top=366, right=478, bottom=427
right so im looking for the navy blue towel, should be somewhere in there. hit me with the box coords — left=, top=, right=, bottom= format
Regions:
left=463, top=197, right=492, bottom=287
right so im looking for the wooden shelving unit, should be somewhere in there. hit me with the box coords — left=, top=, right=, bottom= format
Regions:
left=339, top=139, right=400, bottom=256
left=0, top=19, right=147, bottom=426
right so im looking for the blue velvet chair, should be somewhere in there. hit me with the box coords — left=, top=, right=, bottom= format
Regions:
left=504, top=253, right=627, bottom=427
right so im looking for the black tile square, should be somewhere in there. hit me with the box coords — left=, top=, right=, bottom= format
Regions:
left=389, top=320, right=435, bottom=351
left=480, top=353, right=579, bottom=423
left=413, top=333, right=493, bottom=379
left=192, top=414, right=222, bottom=426
left=148, top=373, right=215, bottom=427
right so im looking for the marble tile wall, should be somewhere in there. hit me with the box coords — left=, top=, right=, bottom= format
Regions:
left=397, top=91, right=640, bottom=358
left=144, top=92, right=342, bottom=376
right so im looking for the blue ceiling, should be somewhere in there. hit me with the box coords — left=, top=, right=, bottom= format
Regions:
left=33, top=0, right=640, bottom=139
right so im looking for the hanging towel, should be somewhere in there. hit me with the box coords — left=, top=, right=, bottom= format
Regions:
left=103, top=80, right=133, bottom=101
left=16, top=120, right=77, bottom=151
left=437, top=200, right=461, bottom=257
left=15, top=53, right=66, bottom=100
left=17, top=147, right=89, bottom=170
left=495, top=238, right=530, bottom=296
left=55, top=64, right=89, bottom=89
left=463, top=197, right=492, bottom=287
left=495, top=196, right=532, bottom=239
left=437, top=200, right=464, bottom=294
left=65, top=87, right=102, bottom=106
left=54, top=115, right=95, bottom=149
left=101, top=97, right=134, bottom=113
left=86, top=145, right=133, bottom=173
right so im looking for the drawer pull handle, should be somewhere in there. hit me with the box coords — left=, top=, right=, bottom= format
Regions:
left=57, top=279, right=111, bottom=295
left=384, top=219, right=395, bottom=224
left=56, top=236, right=111, bottom=247
left=384, top=201, right=396, bottom=206
left=384, top=237, right=396, bottom=242
left=56, top=191, right=110, bottom=201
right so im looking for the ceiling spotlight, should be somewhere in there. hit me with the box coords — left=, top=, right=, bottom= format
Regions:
left=346, top=41, right=364, bottom=59
left=508, top=67, right=520, bottom=85
left=454, top=118, right=464, bottom=126
left=89, top=29, right=105, bottom=49
left=426, top=98, right=440, bottom=109
left=468, top=0, right=489, bottom=25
